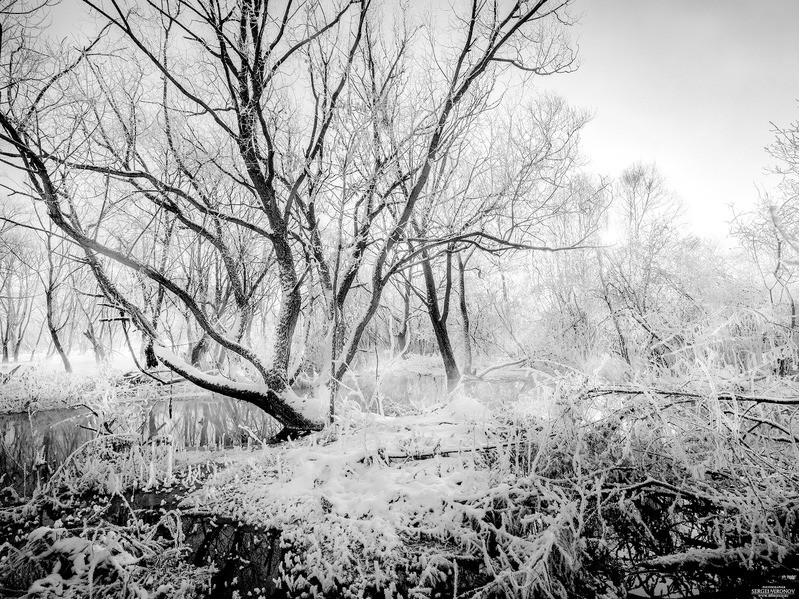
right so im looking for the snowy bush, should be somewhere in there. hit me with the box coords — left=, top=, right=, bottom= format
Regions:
left=175, top=378, right=799, bottom=598
left=0, top=518, right=212, bottom=598
left=0, top=365, right=161, bottom=414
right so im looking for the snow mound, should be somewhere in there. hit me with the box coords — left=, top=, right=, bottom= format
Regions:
left=178, top=399, right=506, bottom=595
left=434, top=394, right=493, bottom=422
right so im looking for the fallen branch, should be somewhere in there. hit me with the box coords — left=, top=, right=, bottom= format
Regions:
left=471, top=358, right=528, bottom=380
left=584, top=386, right=799, bottom=405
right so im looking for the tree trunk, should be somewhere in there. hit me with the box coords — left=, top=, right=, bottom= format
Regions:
left=45, top=289, right=71, bottom=373
left=83, top=328, right=106, bottom=364
left=7, top=326, right=17, bottom=363
left=15, top=300, right=33, bottom=362
left=394, top=273, right=412, bottom=357
left=421, top=253, right=460, bottom=390
left=29, top=322, right=45, bottom=361
left=457, top=254, right=473, bottom=375
left=189, top=333, right=210, bottom=367
left=328, top=318, right=342, bottom=424
left=271, top=236, right=302, bottom=377
left=1, top=314, right=10, bottom=363
left=430, top=315, right=460, bottom=390
left=49, top=325, right=72, bottom=373
left=143, top=341, right=158, bottom=369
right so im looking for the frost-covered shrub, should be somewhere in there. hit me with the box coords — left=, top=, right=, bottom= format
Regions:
left=0, top=519, right=213, bottom=598
left=0, top=365, right=162, bottom=414
left=0, top=368, right=100, bottom=413
left=178, top=378, right=799, bottom=598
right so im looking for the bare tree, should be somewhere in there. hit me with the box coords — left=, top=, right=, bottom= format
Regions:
left=409, top=97, right=598, bottom=388
left=0, top=0, right=579, bottom=430
left=0, top=229, right=36, bottom=362
left=598, top=163, right=689, bottom=368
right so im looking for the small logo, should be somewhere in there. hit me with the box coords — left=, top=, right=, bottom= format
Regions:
left=751, top=583, right=797, bottom=598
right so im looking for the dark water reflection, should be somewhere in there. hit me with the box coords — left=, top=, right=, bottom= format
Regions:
left=0, top=371, right=541, bottom=496
left=0, top=394, right=280, bottom=496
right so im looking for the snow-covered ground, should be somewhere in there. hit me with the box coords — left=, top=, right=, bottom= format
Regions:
left=175, top=392, right=575, bottom=596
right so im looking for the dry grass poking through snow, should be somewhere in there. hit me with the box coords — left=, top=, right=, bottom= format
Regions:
left=177, top=376, right=799, bottom=598
left=2, top=371, right=798, bottom=598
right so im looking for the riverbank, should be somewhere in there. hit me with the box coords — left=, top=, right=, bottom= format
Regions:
left=2, top=377, right=797, bottom=598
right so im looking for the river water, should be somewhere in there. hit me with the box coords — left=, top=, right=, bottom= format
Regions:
left=0, top=370, right=547, bottom=496
left=0, top=393, right=280, bottom=496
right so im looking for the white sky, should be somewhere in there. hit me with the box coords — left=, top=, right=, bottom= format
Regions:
left=537, top=0, right=799, bottom=240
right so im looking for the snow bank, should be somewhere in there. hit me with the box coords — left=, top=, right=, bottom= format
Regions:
left=434, top=393, right=494, bottom=421
left=179, top=395, right=503, bottom=595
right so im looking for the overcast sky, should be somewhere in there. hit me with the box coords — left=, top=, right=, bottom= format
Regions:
left=539, top=0, right=799, bottom=240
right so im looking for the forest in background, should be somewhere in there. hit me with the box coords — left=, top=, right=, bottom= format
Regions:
left=0, top=0, right=797, bottom=422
